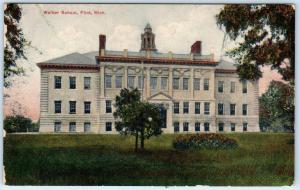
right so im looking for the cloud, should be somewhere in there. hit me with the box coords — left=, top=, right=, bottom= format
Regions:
left=107, top=24, right=140, bottom=51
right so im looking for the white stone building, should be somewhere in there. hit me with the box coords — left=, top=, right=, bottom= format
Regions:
left=38, top=24, right=260, bottom=133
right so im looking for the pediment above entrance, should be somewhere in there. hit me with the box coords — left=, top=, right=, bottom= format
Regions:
left=147, top=92, right=173, bottom=101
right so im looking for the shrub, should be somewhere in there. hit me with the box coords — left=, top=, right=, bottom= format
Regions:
left=4, top=115, right=35, bottom=133
left=173, top=133, right=238, bottom=150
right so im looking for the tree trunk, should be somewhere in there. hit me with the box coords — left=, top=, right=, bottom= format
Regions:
left=135, top=131, right=138, bottom=152
left=140, top=128, right=144, bottom=149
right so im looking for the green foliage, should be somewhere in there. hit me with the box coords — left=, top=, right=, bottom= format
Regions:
left=4, top=115, right=36, bottom=133
left=236, top=62, right=262, bottom=81
left=114, top=88, right=163, bottom=151
left=4, top=133, right=294, bottom=185
left=217, top=5, right=295, bottom=83
left=259, top=81, right=294, bottom=132
left=4, top=3, right=27, bottom=88
left=173, top=133, right=238, bottom=150
left=114, top=88, right=141, bottom=136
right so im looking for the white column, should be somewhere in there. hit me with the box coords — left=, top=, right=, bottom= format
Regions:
left=100, top=65, right=105, bottom=98
left=124, top=66, right=128, bottom=88
left=168, top=68, right=173, bottom=97
left=144, top=67, right=147, bottom=98
left=146, top=67, right=151, bottom=98
left=190, top=68, right=194, bottom=98
left=167, top=103, right=173, bottom=133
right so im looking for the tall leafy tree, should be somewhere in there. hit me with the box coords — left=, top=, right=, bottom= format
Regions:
left=114, top=88, right=162, bottom=151
left=216, top=5, right=295, bottom=83
left=4, top=3, right=27, bottom=88
left=259, top=81, right=294, bottom=132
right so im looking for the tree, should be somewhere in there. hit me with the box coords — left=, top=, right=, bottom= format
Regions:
left=259, top=81, right=294, bottom=132
left=4, top=3, right=27, bottom=88
left=216, top=5, right=295, bottom=83
left=114, top=88, right=163, bottom=151
left=4, top=115, right=34, bottom=133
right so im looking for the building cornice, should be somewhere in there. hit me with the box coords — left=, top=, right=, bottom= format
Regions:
left=96, top=56, right=218, bottom=66
left=37, top=63, right=99, bottom=70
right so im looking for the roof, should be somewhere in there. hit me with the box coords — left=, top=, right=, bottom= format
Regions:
left=216, top=60, right=237, bottom=70
left=83, top=51, right=98, bottom=61
left=214, top=60, right=237, bottom=73
left=42, top=52, right=96, bottom=65
left=145, top=23, right=151, bottom=29
left=38, top=50, right=232, bottom=68
left=97, top=50, right=217, bottom=65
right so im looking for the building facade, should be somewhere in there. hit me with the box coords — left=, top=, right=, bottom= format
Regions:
left=38, top=24, right=260, bottom=133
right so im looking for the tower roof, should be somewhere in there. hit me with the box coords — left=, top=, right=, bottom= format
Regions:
left=145, top=22, right=151, bottom=29
left=144, top=22, right=152, bottom=33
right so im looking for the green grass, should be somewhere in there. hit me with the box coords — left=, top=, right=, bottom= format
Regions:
left=4, top=133, right=294, bottom=186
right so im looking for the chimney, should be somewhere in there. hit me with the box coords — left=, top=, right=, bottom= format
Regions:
left=191, top=41, right=202, bottom=55
left=99, top=34, right=106, bottom=54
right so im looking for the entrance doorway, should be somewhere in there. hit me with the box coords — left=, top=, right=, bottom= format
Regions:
left=158, top=104, right=167, bottom=128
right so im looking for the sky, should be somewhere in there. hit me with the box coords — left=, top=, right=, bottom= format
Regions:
left=3, top=4, right=282, bottom=121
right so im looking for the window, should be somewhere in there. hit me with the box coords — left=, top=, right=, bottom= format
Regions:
left=174, top=122, right=179, bottom=133
left=230, top=81, right=235, bottom=93
left=194, top=78, right=200, bottom=90
left=150, top=77, right=157, bottom=90
left=105, top=75, right=112, bottom=88
left=231, top=123, right=236, bottom=132
left=195, top=122, right=200, bottom=132
left=69, top=76, right=76, bottom=89
left=204, top=102, right=210, bottom=115
left=84, top=101, right=91, bottom=114
left=84, top=77, right=91, bottom=90
left=183, top=78, right=189, bottom=90
left=195, top=102, right=200, bottom=114
left=138, top=76, right=144, bottom=89
left=173, top=102, right=179, bottom=114
left=106, top=122, right=112, bottom=131
left=54, top=76, right=61, bottom=89
left=204, top=122, right=210, bottom=132
left=54, top=101, right=61, bottom=114
left=115, top=76, right=123, bottom=88
left=128, top=76, right=135, bottom=89
left=161, top=77, right=168, bottom=90
left=243, top=104, right=248, bottom=115
left=218, top=103, right=224, bottom=115
left=230, top=104, right=236, bottom=115
left=218, top=81, right=224, bottom=93
left=69, top=122, right=76, bottom=132
left=218, top=123, right=224, bottom=132
left=106, top=100, right=112, bottom=113
left=69, top=101, right=76, bottom=114
left=173, top=78, right=179, bottom=90
left=243, top=123, right=248, bottom=132
left=204, top=78, right=209, bottom=91
left=183, top=122, right=189, bottom=132
left=54, top=122, right=61, bottom=132
left=242, top=80, right=247, bottom=93
left=183, top=102, right=189, bottom=114
left=84, top=122, right=91, bottom=132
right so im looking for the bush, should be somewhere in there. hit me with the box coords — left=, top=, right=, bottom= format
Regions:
left=173, top=133, right=238, bottom=150
left=4, top=115, right=35, bottom=133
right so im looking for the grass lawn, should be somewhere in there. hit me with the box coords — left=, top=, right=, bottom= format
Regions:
left=4, top=133, right=294, bottom=186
